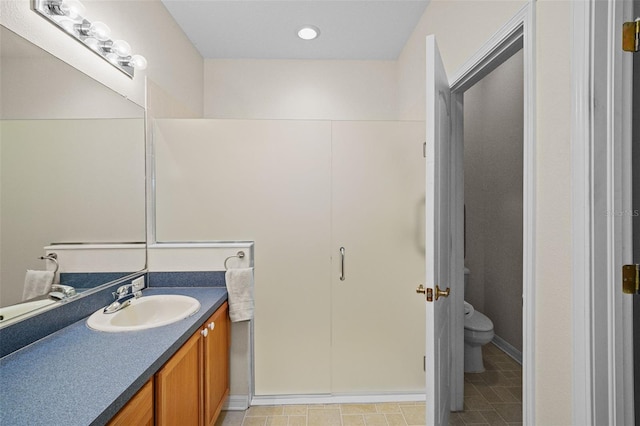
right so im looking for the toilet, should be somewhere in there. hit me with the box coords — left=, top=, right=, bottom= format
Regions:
left=463, top=268, right=494, bottom=373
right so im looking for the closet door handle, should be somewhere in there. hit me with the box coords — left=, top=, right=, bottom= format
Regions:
left=339, top=247, right=346, bottom=281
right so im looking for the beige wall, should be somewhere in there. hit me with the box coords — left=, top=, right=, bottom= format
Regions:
left=204, top=59, right=398, bottom=120
left=396, top=0, right=527, bottom=120
left=1, top=56, right=142, bottom=119
left=0, top=0, right=204, bottom=115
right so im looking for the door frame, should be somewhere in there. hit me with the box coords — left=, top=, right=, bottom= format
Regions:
left=571, top=0, right=635, bottom=424
left=447, top=3, right=536, bottom=422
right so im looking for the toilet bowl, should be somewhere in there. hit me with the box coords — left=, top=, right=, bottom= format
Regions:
left=463, top=268, right=495, bottom=373
left=464, top=301, right=494, bottom=372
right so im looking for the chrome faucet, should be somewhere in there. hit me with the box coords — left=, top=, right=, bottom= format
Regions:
left=49, top=284, right=76, bottom=300
left=103, top=285, right=141, bottom=314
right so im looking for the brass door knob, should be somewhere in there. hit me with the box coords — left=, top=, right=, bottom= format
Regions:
left=416, top=285, right=426, bottom=294
left=622, top=264, right=639, bottom=294
left=435, top=285, right=450, bottom=300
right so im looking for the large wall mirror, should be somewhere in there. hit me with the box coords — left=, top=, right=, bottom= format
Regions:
left=0, top=26, right=146, bottom=326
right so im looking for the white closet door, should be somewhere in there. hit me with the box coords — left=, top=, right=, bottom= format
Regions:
left=154, top=119, right=333, bottom=395
left=330, top=121, right=426, bottom=393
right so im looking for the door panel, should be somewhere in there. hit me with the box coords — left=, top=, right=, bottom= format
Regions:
left=330, top=121, right=426, bottom=392
left=154, top=119, right=333, bottom=395
left=425, top=35, right=453, bottom=426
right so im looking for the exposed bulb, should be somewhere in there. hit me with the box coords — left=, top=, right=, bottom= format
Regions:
left=129, top=54, right=147, bottom=70
left=88, top=21, right=111, bottom=41
left=58, top=19, right=77, bottom=34
left=59, top=0, right=86, bottom=20
left=83, top=37, right=100, bottom=51
left=105, top=52, right=119, bottom=64
left=111, top=40, right=132, bottom=57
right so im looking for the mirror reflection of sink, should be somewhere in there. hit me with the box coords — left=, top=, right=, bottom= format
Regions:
left=87, top=294, right=201, bottom=332
left=0, top=299, right=55, bottom=324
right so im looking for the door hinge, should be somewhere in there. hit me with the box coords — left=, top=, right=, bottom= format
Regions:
left=622, top=264, right=640, bottom=294
left=622, top=19, right=640, bottom=52
left=423, top=142, right=426, bottom=158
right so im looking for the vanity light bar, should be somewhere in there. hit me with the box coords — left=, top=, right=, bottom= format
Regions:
left=33, top=0, right=147, bottom=78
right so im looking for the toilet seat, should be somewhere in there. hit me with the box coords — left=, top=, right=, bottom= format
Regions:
left=463, top=301, right=475, bottom=317
left=463, top=303, right=493, bottom=332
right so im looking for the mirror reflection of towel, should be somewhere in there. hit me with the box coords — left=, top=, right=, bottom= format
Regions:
left=225, top=268, right=254, bottom=322
left=23, top=270, right=54, bottom=301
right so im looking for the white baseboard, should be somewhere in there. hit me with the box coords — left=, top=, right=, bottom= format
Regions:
left=223, top=395, right=251, bottom=411
left=491, top=334, right=522, bottom=365
left=251, top=392, right=426, bottom=406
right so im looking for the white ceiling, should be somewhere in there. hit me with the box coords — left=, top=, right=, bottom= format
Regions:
left=161, top=0, right=429, bottom=60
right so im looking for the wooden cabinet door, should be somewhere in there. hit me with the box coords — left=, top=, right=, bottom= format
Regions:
left=107, top=379, right=154, bottom=426
left=203, top=302, right=230, bottom=426
left=155, top=332, right=202, bottom=426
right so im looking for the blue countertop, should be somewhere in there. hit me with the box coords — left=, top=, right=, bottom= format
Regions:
left=0, top=287, right=227, bottom=426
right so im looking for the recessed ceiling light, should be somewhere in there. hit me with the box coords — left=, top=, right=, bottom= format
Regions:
left=297, top=25, right=320, bottom=41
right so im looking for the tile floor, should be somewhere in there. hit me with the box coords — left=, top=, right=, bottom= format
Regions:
left=451, top=343, right=523, bottom=425
left=215, top=343, right=522, bottom=426
left=215, top=402, right=427, bottom=426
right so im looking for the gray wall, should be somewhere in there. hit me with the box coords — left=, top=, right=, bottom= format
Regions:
left=463, top=50, right=524, bottom=352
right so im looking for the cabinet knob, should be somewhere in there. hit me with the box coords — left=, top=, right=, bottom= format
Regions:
left=201, top=328, right=209, bottom=337
left=208, top=322, right=215, bottom=330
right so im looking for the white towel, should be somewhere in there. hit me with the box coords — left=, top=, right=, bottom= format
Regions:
left=22, top=270, right=54, bottom=301
left=225, top=267, right=254, bottom=322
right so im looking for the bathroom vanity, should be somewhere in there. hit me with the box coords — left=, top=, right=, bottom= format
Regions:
left=109, top=301, right=229, bottom=426
left=0, top=287, right=229, bottom=426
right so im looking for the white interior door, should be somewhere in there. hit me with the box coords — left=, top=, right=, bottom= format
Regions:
left=424, top=35, right=453, bottom=426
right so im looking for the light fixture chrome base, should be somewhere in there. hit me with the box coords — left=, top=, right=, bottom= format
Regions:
left=33, top=0, right=141, bottom=78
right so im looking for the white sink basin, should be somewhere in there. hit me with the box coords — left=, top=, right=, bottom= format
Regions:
left=87, top=294, right=201, bottom=332
left=0, top=299, right=55, bottom=325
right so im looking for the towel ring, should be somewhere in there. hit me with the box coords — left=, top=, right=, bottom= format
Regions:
left=224, top=251, right=245, bottom=270
left=39, top=253, right=59, bottom=275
